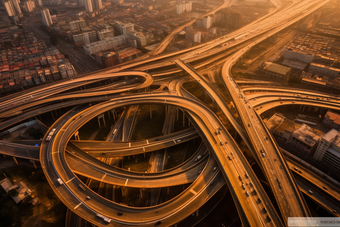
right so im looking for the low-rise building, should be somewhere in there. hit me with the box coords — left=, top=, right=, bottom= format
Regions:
left=83, top=34, right=129, bottom=55
left=323, top=110, right=340, bottom=130
left=309, top=63, right=340, bottom=78
left=72, top=29, right=97, bottom=45
left=69, top=20, right=86, bottom=32
left=265, top=113, right=296, bottom=141
left=128, top=31, right=147, bottom=47
left=284, top=49, right=314, bottom=64
left=289, top=123, right=321, bottom=155
left=261, top=62, right=291, bottom=80
left=112, top=21, right=134, bottom=35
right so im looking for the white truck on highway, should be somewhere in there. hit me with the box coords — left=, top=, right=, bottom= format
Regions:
left=96, top=213, right=111, bottom=223
left=57, top=178, right=63, bottom=185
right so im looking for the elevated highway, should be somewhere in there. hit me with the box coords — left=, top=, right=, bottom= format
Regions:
left=0, top=0, right=335, bottom=226
left=40, top=93, right=282, bottom=226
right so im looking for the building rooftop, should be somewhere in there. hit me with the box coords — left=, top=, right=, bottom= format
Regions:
left=324, top=110, right=340, bottom=125
left=265, top=113, right=285, bottom=130
left=323, top=129, right=339, bottom=143
left=265, top=113, right=297, bottom=134
left=292, top=124, right=321, bottom=147
left=282, top=59, right=307, bottom=71
left=264, top=62, right=291, bottom=75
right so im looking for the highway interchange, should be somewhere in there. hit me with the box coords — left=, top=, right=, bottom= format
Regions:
left=1, top=0, right=339, bottom=226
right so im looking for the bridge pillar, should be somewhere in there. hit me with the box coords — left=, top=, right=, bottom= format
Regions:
left=183, top=110, right=185, bottom=127
left=314, top=107, right=319, bottom=112
left=176, top=108, right=179, bottom=121
left=150, top=105, right=153, bottom=119
left=13, top=157, right=18, bottom=165
left=302, top=106, right=306, bottom=112
left=97, top=114, right=106, bottom=128
left=111, top=109, right=117, bottom=121
left=51, top=111, right=55, bottom=121
left=30, top=160, right=37, bottom=169
left=196, top=209, right=199, bottom=217
left=167, top=187, right=170, bottom=195
left=121, top=187, right=128, bottom=197
left=140, top=188, right=145, bottom=199
left=74, top=131, right=80, bottom=140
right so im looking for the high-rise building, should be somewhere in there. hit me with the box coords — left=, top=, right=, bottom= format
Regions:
left=84, top=0, right=93, bottom=12
left=35, top=0, right=42, bottom=6
left=23, top=0, right=36, bottom=12
left=12, top=0, right=22, bottom=15
left=225, top=11, right=244, bottom=28
left=176, top=1, right=192, bottom=14
left=41, top=8, right=52, bottom=27
left=77, top=0, right=84, bottom=6
left=94, top=0, right=102, bottom=10
left=313, top=129, right=340, bottom=173
left=186, top=30, right=201, bottom=43
left=202, top=15, right=212, bottom=29
left=2, top=0, right=22, bottom=17
left=2, top=0, right=15, bottom=16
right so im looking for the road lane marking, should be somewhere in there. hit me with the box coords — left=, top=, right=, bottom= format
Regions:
left=100, top=173, right=107, bottom=182
left=74, top=203, right=82, bottom=209
left=190, top=189, right=197, bottom=195
left=125, top=179, right=129, bottom=186
left=66, top=177, right=75, bottom=184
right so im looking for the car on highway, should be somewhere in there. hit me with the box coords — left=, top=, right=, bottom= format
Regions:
left=57, top=178, right=63, bottom=185
left=86, top=196, right=91, bottom=200
left=308, top=190, right=313, bottom=194
left=213, top=167, right=217, bottom=171
left=220, top=142, right=224, bottom=145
